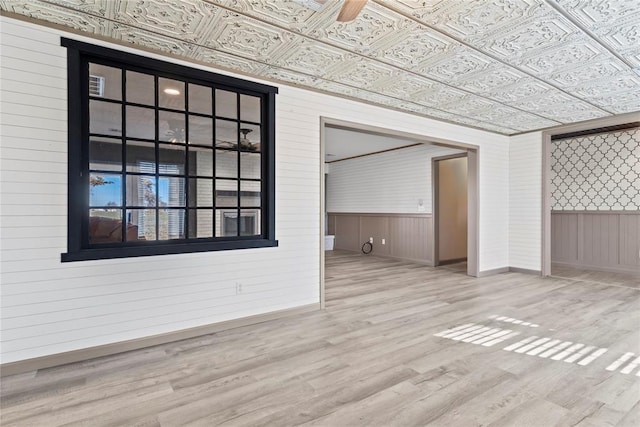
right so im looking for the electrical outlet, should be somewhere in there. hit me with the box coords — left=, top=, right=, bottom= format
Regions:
left=369, top=237, right=373, bottom=243
left=382, top=238, right=386, bottom=245
left=236, top=282, right=242, bottom=294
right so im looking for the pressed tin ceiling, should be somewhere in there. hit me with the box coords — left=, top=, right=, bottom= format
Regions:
left=2, top=0, right=640, bottom=135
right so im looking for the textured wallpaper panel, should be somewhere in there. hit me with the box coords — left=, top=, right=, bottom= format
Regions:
left=551, top=127, right=640, bottom=210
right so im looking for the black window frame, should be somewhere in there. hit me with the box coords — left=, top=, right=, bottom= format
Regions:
left=61, top=38, right=278, bottom=262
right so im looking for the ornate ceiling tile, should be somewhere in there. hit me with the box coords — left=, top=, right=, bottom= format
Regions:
left=2, top=0, right=115, bottom=35
left=485, top=77, right=554, bottom=103
left=371, top=22, right=455, bottom=69
left=515, top=37, right=609, bottom=75
left=555, top=0, right=640, bottom=29
left=456, top=66, right=528, bottom=94
left=588, top=88, right=640, bottom=114
left=441, top=96, right=497, bottom=117
left=545, top=60, right=628, bottom=87
left=307, top=1, right=411, bottom=56
left=40, top=0, right=115, bottom=17
left=474, top=122, right=521, bottom=134
left=425, top=0, right=545, bottom=41
left=417, top=46, right=494, bottom=82
left=569, top=72, right=640, bottom=99
left=324, top=58, right=395, bottom=90
left=207, top=0, right=342, bottom=33
left=260, top=65, right=320, bottom=86
left=486, top=111, right=561, bottom=131
left=480, top=13, right=579, bottom=61
left=192, top=47, right=267, bottom=75
left=269, top=38, right=358, bottom=78
left=312, top=80, right=362, bottom=98
left=372, top=73, right=436, bottom=100
left=410, top=84, right=468, bottom=107
left=204, top=13, right=298, bottom=62
left=106, top=0, right=221, bottom=44
left=109, top=24, right=199, bottom=58
left=510, top=92, right=609, bottom=122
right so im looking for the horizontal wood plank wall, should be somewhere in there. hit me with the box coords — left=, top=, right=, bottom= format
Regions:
left=551, top=211, right=640, bottom=274
left=328, top=213, right=432, bottom=264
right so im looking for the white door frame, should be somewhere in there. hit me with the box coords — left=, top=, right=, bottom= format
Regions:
left=319, top=117, right=480, bottom=308
left=540, top=112, right=640, bottom=276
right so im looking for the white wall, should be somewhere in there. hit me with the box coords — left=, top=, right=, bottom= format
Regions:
left=509, top=132, right=542, bottom=271
left=0, top=16, right=510, bottom=364
left=326, top=144, right=462, bottom=214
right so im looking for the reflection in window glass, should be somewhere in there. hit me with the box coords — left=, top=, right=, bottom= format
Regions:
left=127, top=209, right=156, bottom=241
left=90, top=137, right=122, bottom=171
left=159, top=177, right=186, bottom=207
left=216, top=119, right=237, bottom=149
left=188, top=178, right=213, bottom=207
left=159, top=144, right=185, bottom=175
left=90, top=100, right=121, bottom=136
left=216, top=89, right=237, bottom=119
left=126, top=175, right=156, bottom=207
left=126, top=106, right=155, bottom=140
left=216, top=179, right=238, bottom=207
left=90, top=173, right=122, bottom=207
left=240, top=180, right=261, bottom=207
left=188, top=209, right=214, bottom=238
left=89, top=209, right=123, bottom=244
left=216, top=150, right=238, bottom=178
left=159, top=209, right=186, bottom=240
left=159, top=111, right=186, bottom=143
left=159, top=78, right=185, bottom=110
left=189, top=84, right=212, bottom=115
left=240, top=94, right=260, bottom=123
left=189, top=115, right=213, bottom=146
left=239, top=124, right=260, bottom=152
left=89, top=63, right=121, bottom=100
left=126, top=141, right=156, bottom=173
left=188, top=146, right=213, bottom=177
left=126, top=71, right=154, bottom=105
left=240, top=152, right=260, bottom=179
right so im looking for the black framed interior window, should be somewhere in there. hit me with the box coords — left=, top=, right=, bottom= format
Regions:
left=61, top=39, right=278, bottom=262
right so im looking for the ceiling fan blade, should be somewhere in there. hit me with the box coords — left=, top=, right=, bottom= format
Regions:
left=337, top=0, right=367, bottom=22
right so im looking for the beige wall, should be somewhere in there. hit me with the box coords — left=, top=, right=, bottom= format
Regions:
left=437, top=157, right=468, bottom=262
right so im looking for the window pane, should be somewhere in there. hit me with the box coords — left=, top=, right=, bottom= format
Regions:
left=240, top=94, right=260, bottom=123
left=188, top=146, right=213, bottom=177
left=159, top=111, right=186, bottom=143
left=216, top=150, right=238, bottom=178
left=217, top=209, right=238, bottom=237
left=215, top=89, right=237, bottom=119
left=126, top=209, right=156, bottom=241
left=240, top=209, right=261, bottom=236
left=189, top=178, right=213, bottom=207
left=189, top=84, right=212, bottom=115
left=159, top=209, right=186, bottom=240
left=126, top=71, right=154, bottom=105
left=240, top=152, right=260, bottom=179
left=126, top=106, right=155, bottom=140
left=189, top=115, right=213, bottom=146
left=126, top=175, right=156, bottom=207
left=188, top=209, right=213, bottom=238
left=89, top=209, right=123, bottom=244
left=239, top=124, right=260, bottom=152
left=89, top=63, right=121, bottom=101
left=215, top=119, right=237, bottom=149
left=216, top=179, right=238, bottom=207
left=90, top=173, right=122, bottom=206
left=90, top=100, right=121, bottom=136
left=159, top=78, right=185, bottom=110
left=90, top=137, right=122, bottom=171
left=159, top=144, right=185, bottom=175
left=240, top=181, right=261, bottom=207
left=126, top=141, right=156, bottom=173
left=159, top=177, right=186, bottom=207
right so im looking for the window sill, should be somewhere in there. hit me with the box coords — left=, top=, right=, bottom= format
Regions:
left=61, top=239, right=278, bottom=262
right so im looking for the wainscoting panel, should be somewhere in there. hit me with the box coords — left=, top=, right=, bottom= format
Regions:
left=551, top=211, right=640, bottom=274
left=328, top=213, right=433, bottom=264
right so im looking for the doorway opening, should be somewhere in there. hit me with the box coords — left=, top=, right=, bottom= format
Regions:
left=320, top=118, right=479, bottom=308
left=433, top=154, right=468, bottom=268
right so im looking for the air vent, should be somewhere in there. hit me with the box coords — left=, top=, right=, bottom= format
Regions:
left=89, top=75, right=105, bottom=97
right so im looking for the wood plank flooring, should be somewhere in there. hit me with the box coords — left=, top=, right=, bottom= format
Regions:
left=2, top=250, right=639, bottom=426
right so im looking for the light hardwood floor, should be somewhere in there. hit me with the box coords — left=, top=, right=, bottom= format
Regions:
left=2, top=250, right=639, bottom=426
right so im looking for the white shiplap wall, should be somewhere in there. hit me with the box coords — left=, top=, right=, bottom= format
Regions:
left=0, top=16, right=511, bottom=364
left=326, top=144, right=463, bottom=214
left=509, top=132, right=542, bottom=271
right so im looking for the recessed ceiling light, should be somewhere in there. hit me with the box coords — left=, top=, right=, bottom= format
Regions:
left=163, top=88, right=180, bottom=95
